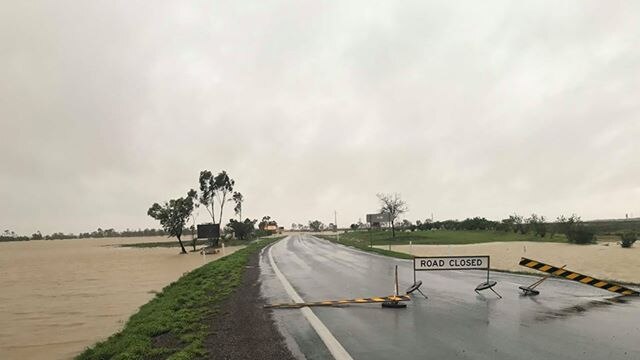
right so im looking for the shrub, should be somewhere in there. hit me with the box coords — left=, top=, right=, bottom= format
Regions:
left=226, top=219, right=257, bottom=240
left=619, top=232, right=637, bottom=248
left=566, top=227, right=596, bottom=244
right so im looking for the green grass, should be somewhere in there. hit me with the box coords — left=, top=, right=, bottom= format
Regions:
left=333, top=230, right=567, bottom=246
left=76, top=237, right=281, bottom=360
left=316, top=234, right=414, bottom=259
left=317, top=230, right=566, bottom=261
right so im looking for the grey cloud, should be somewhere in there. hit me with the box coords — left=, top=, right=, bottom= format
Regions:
left=1, top=1, right=639, bottom=234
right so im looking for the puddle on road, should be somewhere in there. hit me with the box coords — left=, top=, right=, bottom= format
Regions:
left=0, top=237, right=241, bottom=360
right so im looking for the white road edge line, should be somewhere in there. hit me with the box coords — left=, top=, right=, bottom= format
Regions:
left=268, top=239, right=354, bottom=360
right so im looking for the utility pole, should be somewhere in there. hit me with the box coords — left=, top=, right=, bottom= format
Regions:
left=335, top=210, right=339, bottom=242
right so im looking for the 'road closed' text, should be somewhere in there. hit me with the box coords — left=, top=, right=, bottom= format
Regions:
left=414, top=256, right=489, bottom=271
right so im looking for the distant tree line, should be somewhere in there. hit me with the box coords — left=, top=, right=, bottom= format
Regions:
left=0, top=227, right=186, bottom=242
left=285, top=220, right=332, bottom=232
left=350, top=212, right=606, bottom=245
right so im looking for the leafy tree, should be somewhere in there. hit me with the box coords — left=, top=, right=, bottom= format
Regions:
left=198, top=170, right=235, bottom=225
left=259, top=216, right=271, bottom=230
left=230, top=191, right=244, bottom=220
left=31, top=231, right=43, bottom=240
left=213, top=171, right=235, bottom=224
left=509, top=214, right=526, bottom=234
left=199, top=170, right=217, bottom=223
left=399, top=219, right=416, bottom=231
left=187, top=189, right=199, bottom=251
left=46, top=232, right=75, bottom=240
left=147, top=196, right=195, bottom=254
left=556, top=214, right=595, bottom=244
left=377, top=193, right=408, bottom=238
left=499, top=217, right=514, bottom=232
left=416, top=219, right=434, bottom=231
left=555, top=214, right=580, bottom=239
left=566, top=227, right=595, bottom=244
left=308, top=220, right=324, bottom=232
left=227, top=218, right=257, bottom=240
left=527, top=214, right=547, bottom=237
left=459, top=217, right=497, bottom=230
left=0, top=230, right=29, bottom=242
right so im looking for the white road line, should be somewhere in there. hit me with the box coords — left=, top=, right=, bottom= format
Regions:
left=268, top=238, right=354, bottom=360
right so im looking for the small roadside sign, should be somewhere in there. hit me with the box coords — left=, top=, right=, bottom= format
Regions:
left=414, top=256, right=489, bottom=271
left=366, top=213, right=391, bottom=223
left=197, top=223, right=220, bottom=239
left=412, top=255, right=501, bottom=298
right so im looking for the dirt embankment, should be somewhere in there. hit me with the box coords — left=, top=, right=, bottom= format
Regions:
left=204, top=249, right=295, bottom=360
left=386, top=241, right=640, bottom=284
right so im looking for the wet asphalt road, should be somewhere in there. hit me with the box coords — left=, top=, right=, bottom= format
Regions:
left=260, top=235, right=640, bottom=360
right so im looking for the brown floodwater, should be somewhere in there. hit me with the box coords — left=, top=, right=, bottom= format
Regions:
left=0, top=237, right=242, bottom=360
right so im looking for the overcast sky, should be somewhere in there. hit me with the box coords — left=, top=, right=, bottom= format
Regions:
left=2, top=1, right=639, bottom=235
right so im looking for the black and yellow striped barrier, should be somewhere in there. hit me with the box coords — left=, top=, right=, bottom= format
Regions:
left=265, top=295, right=411, bottom=309
left=519, top=257, right=639, bottom=296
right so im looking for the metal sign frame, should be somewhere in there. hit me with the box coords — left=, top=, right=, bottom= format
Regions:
left=412, top=255, right=501, bottom=298
left=413, top=255, right=490, bottom=272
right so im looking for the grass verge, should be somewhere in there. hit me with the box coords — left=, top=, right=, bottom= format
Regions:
left=119, top=238, right=266, bottom=249
left=335, top=230, right=567, bottom=246
left=77, top=237, right=283, bottom=360
left=316, top=234, right=413, bottom=259
left=316, top=229, right=565, bottom=261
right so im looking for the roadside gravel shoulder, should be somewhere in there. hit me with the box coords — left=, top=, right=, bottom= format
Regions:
left=204, top=249, right=296, bottom=360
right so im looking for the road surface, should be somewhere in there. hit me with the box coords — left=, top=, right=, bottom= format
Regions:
left=260, top=234, right=640, bottom=360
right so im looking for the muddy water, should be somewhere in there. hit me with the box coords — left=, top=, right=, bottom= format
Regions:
left=387, top=241, right=640, bottom=284
left=0, top=237, right=242, bottom=360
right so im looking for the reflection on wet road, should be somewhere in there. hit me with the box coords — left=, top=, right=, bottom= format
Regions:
left=261, top=235, right=640, bottom=360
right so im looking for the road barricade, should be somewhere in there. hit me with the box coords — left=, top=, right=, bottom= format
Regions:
left=518, top=257, right=639, bottom=296
left=413, top=255, right=501, bottom=298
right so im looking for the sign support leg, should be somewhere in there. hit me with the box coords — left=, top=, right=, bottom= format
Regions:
left=395, top=265, right=399, bottom=296
left=487, top=257, right=491, bottom=283
left=382, top=265, right=407, bottom=309
left=413, top=258, right=416, bottom=285
left=489, top=287, right=502, bottom=299
left=519, top=264, right=566, bottom=295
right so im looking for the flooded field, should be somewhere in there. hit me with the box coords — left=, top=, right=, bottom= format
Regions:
left=0, top=237, right=242, bottom=360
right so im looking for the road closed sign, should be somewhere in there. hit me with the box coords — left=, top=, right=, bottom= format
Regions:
left=414, top=256, right=489, bottom=271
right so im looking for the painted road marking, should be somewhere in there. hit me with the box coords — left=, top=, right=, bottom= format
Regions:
left=268, top=238, right=354, bottom=360
left=519, top=257, right=639, bottom=296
